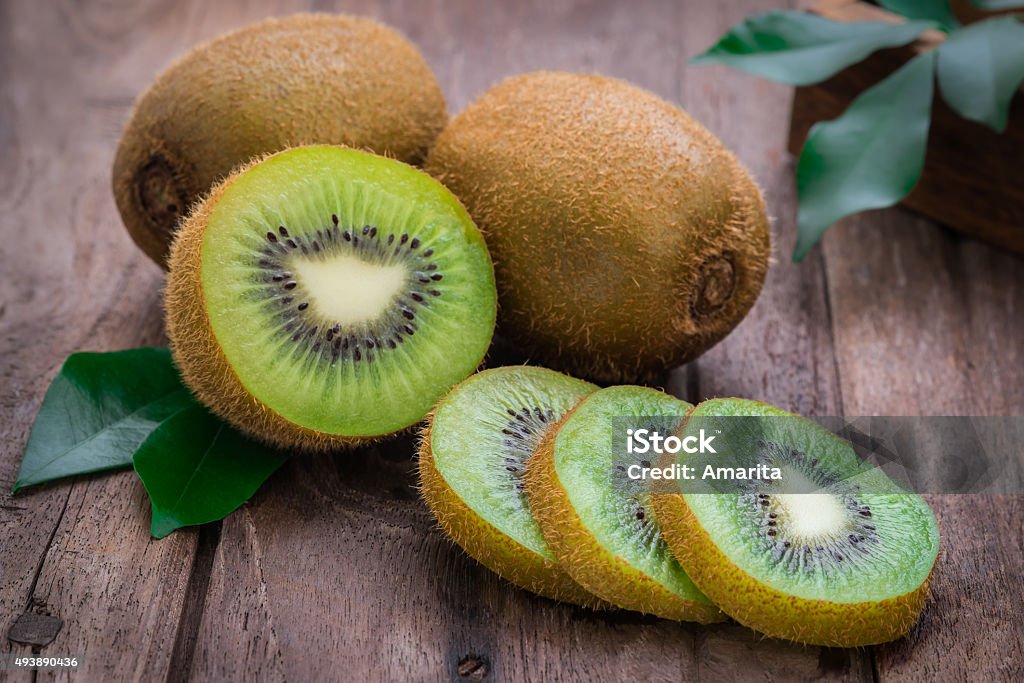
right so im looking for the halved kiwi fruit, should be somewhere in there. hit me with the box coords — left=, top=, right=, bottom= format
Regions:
left=652, top=398, right=940, bottom=646
left=114, top=13, right=447, bottom=266
left=165, top=145, right=496, bottom=451
left=426, top=71, right=770, bottom=383
left=419, top=366, right=606, bottom=607
left=524, top=385, right=723, bottom=622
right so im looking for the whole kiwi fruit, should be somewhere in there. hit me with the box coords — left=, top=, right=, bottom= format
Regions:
left=426, top=71, right=770, bottom=384
left=114, top=13, right=447, bottom=267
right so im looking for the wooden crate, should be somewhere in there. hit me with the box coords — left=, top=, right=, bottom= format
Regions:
left=788, top=0, right=1024, bottom=255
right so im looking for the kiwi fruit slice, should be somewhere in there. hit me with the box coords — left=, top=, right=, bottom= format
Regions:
left=419, top=366, right=606, bottom=607
left=426, top=71, right=770, bottom=384
left=651, top=398, right=940, bottom=646
left=524, top=385, right=723, bottom=622
left=165, top=145, right=496, bottom=451
left=114, top=13, right=447, bottom=266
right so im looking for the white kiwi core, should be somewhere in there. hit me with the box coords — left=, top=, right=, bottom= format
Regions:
left=773, top=493, right=847, bottom=541
left=290, top=254, right=407, bottom=325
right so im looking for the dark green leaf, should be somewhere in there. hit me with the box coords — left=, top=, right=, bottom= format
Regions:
left=691, top=10, right=936, bottom=85
left=970, top=0, right=1024, bottom=9
left=14, top=348, right=196, bottom=492
left=133, top=404, right=288, bottom=538
left=795, top=51, right=937, bottom=261
left=937, top=16, right=1024, bottom=132
left=878, top=0, right=960, bottom=32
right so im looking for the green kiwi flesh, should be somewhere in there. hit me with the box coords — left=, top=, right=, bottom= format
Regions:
left=420, top=366, right=604, bottom=606
left=653, top=398, right=940, bottom=646
left=526, top=385, right=722, bottom=622
left=165, top=145, right=496, bottom=449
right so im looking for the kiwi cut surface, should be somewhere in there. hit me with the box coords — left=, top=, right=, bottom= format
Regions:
left=426, top=71, right=770, bottom=383
left=419, top=366, right=605, bottom=607
left=651, top=398, right=940, bottom=646
left=165, top=145, right=496, bottom=451
left=114, top=13, right=447, bottom=266
left=524, top=385, right=723, bottom=622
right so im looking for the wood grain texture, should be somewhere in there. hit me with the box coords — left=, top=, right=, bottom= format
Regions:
left=821, top=211, right=1024, bottom=682
left=0, top=0, right=1020, bottom=681
left=0, top=1, right=204, bottom=681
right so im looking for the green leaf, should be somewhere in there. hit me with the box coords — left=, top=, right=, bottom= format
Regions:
left=970, top=0, right=1024, bottom=9
left=691, top=10, right=936, bottom=85
left=795, top=51, right=937, bottom=261
left=14, top=348, right=197, bottom=492
left=937, top=16, right=1024, bottom=132
left=133, top=404, right=288, bottom=539
left=878, top=0, right=960, bottom=32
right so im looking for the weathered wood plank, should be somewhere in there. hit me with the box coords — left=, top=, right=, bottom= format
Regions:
left=0, top=1, right=204, bottom=680
left=668, top=2, right=873, bottom=680
left=820, top=208, right=1024, bottom=680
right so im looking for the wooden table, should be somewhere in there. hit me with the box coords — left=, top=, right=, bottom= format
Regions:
left=2, top=1, right=1021, bottom=681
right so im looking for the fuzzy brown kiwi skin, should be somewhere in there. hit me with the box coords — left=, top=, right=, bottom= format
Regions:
left=115, top=13, right=448, bottom=267
left=523, top=403, right=725, bottom=623
left=651, top=491, right=936, bottom=647
left=425, top=71, right=770, bottom=384
left=417, top=413, right=609, bottom=609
